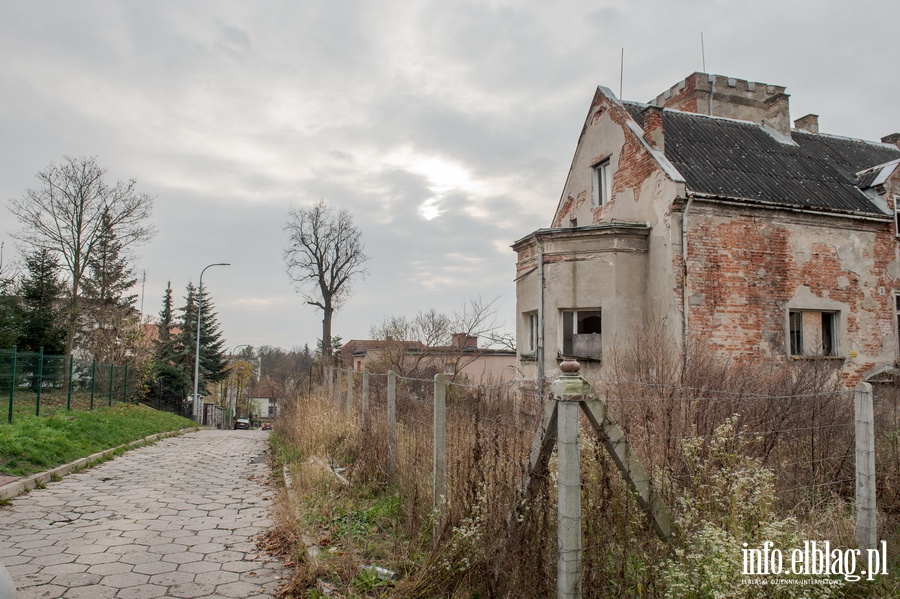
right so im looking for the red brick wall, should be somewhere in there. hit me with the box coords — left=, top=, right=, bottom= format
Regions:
left=684, top=208, right=895, bottom=385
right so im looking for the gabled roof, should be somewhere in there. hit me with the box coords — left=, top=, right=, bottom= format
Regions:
left=623, top=102, right=900, bottom=216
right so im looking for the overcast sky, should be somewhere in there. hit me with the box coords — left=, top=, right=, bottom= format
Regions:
left=1, top=1, right=898, bottom=352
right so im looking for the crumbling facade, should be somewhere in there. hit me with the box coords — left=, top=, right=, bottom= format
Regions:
left=514, top=72, right=900, bottom=386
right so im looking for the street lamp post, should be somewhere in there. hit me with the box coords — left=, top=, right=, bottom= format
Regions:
left=227, top=344, right=250, bottom=427
left=193, top=262, right=230, bottom=423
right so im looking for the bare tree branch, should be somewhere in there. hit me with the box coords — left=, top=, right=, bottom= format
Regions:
left=9, top=155, right=155, bottom=358
left=283, top=199, right=369, bottom=369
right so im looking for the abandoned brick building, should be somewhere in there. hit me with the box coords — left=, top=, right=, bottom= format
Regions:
left=514, top=72, right=900, bottom=386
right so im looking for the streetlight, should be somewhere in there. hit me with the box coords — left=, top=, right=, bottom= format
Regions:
left=193, top=262, right=230, bottom=423
left=227, top=344, right=250, bottom=426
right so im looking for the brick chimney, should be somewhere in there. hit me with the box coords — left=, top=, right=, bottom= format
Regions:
left=881, top=133, right=900, bottom=149
left=451, top=333, right=478, bottom=349
left=762, top=93, right=791, bottom=137
left=793, top=114, right=819, bottom=134
left=641, top=105, right=665, bottom=152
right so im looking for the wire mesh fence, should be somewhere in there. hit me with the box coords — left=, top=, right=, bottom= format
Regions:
left=285, top=362, right=897, bottom=596
left=0, top=347, right=140, bottom=423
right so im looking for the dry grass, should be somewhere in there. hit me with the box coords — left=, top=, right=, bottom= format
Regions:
left=268, top=330, right=899, bottom=597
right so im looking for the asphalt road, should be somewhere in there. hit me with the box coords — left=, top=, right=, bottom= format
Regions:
left=0, top=429, right=287, bottom=599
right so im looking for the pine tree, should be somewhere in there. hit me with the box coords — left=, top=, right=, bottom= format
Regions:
left=17, top=247, right=67, bottom=353
left=79, top=212, right=140, bottom=363
left=173, top=282, right=228, bottom=398
left=146, top=281, right=189, bottom=412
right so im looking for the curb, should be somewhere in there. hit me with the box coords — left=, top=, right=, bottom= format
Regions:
left=0, top=427, right=198, bottom=501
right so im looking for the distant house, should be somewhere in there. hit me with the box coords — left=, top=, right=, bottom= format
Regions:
left=340, top=334, right=517, bottom=383
left=514, top=72, right=900, bottom=387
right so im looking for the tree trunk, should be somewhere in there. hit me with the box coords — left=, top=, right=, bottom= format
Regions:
left=322, top=301, right=334, bottom=374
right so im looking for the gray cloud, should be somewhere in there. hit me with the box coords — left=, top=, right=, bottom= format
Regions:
left=1, top=0, right=898, bottom=350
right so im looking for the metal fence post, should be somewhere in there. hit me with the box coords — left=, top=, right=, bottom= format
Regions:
left=123, top=365, right=129, bottom=403
left=433, top=373, right=447, bottom=532
left=108, top=363, right=114, bottom=407
left=7, top=346, right=16, bottom=424
left=66, top=355, right=74, bottom=411
left=36, top=347, right=44, bottom=417
left=855, top=382, right=877, bottom=550
left=387, top=370, right=397, bottom=484
left=90, top=360, right=96, bottom=410
left=361, top=370, right=369, bottom=429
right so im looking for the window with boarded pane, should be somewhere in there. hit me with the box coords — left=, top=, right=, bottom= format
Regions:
left=561, top=309, right=602, bottom=359
left=591, top=160, right=611, bottom=207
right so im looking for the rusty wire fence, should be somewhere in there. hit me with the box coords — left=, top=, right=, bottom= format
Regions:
left=293, top=362, right=895, bottom=597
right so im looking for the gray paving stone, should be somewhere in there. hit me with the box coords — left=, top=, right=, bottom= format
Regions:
left=168, top=581, right=217, bottom=598
left=114, top=583, right=169, bottom=599
left=101, top=572, right=150, bottom=589
left=0, top=430, right=285, bottom=597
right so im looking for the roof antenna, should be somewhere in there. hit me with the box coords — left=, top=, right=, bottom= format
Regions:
left=619, top=48, right=624, bottom=99
left=701, top=32, right=707, bottom=73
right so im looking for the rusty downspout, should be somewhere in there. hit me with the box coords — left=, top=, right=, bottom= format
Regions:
left=681, top=195, right=694, bottom=368
left=532, top=232, right=545, bottom=394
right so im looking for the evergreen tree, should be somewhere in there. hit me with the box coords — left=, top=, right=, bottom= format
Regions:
left=79, top=212, right=140, bottom=363
left=0, top=271, right=20, bottom=348
left=17, top=247, right=67, bottom=353
left=146, top=281, right=189, bottom=412
left=174, top=282, right=228, bottom=398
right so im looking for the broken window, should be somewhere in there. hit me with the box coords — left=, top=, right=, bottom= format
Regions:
left=895, top=294, right=900, bottom=355
left=526, top=312, right=539, bottom=353
left=788, top=310, right=838, bottom=357
left=561, top=309, right=602, bottom=359
left=591, top=160, right=611, bottom=207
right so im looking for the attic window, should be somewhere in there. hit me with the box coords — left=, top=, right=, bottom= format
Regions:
left=789, top=310, right=838, bottom=357
left=591, top=160, right=611, bottom=207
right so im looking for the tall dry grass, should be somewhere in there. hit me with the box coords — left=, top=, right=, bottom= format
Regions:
left=272, top=328, right=897, bottom=597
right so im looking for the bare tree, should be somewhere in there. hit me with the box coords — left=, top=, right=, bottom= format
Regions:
left=283, top=200, right=368, bottom=371
left=368, top=295, right=514, bottom=379
left=9, top=156, right=155, bottom=358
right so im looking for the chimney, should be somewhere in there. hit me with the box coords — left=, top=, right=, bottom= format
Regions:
left=881, top=133, right=900, bottom=149
left=641, top=105, right=665, bottom=152
left=451, top=333, right=478, bottom=349
left=793, top=114, right=819, bottom=134
left=762, top=93, right=791, bottom=137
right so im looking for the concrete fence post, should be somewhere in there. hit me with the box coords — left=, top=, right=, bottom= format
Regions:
left=855, top=382, right=877, bottom=550
left=361, top=370, right=370, bottom=429
left=387, top=370, right=397, bottom=484
left=552, top=360, right=584, bottom=599
left=336, top=367, right=343, bottom=405
left=433, top=373, right=447, bottom=530
left=346, top=367, right=354, bottom=416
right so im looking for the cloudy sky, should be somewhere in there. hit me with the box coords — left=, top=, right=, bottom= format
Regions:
left=1, top=0, right=898, bottom=352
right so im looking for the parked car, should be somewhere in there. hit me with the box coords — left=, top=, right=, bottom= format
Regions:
left=261, top=422, right=272, bottom=431
left=233, top=418, right=251, bottom=430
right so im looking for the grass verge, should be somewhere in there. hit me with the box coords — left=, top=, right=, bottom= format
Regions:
left=0, top=403, right=196, bottom=477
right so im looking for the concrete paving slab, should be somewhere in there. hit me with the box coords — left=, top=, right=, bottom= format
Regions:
left=0, top=430, right=287, bottom=597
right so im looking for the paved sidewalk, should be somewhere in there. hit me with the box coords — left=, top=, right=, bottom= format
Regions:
left=0, top=429, right=287, bottom=599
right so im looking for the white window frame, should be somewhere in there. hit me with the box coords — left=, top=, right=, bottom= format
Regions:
left=526, top=312, right=539, bottom=353
left=591, top=159, right=611, bottom=207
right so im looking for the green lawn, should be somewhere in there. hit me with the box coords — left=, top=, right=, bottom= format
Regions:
left=0, top=403, right=196, bottom=477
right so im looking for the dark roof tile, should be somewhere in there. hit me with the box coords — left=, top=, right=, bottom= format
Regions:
left=620, top=101, right=900, bottom=215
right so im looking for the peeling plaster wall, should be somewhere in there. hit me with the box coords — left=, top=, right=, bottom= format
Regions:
left=514, top=227, right=650, bottom=380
